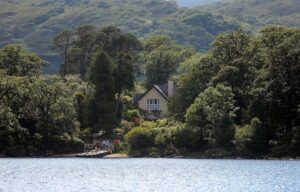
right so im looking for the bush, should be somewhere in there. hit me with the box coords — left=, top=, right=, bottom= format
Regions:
left=124, top=109, right=140, bottom=120
left=157, top=118, right=168, bottom=127
left=113, top=120, right=135, bottom=140
left=234, top=124, right=253, bottom=154
left=140, top=121, right=158, bottom=129
left=155, top=131, right=167, bottom=149
left=271, top=144, right=291, bottom=157
left=171, top=126, right=203, bottom=152
left=124, top=127, right=155, bottom=155
left=53, top=133, right=84, bottom=154
left=234, top=117, right=268, bottom=155
left=111, top=142, right=129, bottom=154
left=120, top=120, right=134, bottom=133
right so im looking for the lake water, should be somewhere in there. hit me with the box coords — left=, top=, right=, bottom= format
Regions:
left=0, top=158, right=300, bottom=192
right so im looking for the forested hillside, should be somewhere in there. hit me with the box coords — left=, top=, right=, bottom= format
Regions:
left=0, top=0, right=237, bottom=73
left=204, top=0, right=300, bottom=28
left=2, top=26, right=299, bottom=157
left=176, top=0, right=219, bottom=7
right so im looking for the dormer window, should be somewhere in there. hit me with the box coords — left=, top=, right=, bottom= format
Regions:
left=147, top=99, right=160, bottom=110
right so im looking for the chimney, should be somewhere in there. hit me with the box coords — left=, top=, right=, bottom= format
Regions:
left=168, top=80, right=174, bottom=98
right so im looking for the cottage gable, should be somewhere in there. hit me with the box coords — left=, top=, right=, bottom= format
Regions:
left=134, top=80, right=175, bottom=119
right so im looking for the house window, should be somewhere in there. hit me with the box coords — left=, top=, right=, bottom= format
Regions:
left=147, top=99, right=160, bottom=110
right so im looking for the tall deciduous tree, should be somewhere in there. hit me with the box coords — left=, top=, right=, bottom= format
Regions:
left=169, top=54, right=216, bottom=121
left=0, top=45, right=46, bottom=76
left=88, top=52, right=117, bottom=134
left=113, top=53, right=135, bottom=116
left=262, top=28, right=300, bottom=140
left=143, top=35, right=195, bottom=89
left=185, top=84, right=237, bottom=147
left=75, top=25, right=97, bottom=78
left=53, top=29, right=74, bottom=76
left=96, top=26, right=141, bottom=118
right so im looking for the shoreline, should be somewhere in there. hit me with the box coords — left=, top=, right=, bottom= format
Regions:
left=1, top=153, right=300, bottom=160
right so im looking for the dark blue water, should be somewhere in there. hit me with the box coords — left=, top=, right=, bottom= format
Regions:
left=0, top=158, right=299, bottom=192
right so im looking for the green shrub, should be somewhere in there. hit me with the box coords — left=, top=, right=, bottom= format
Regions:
left=171, top=126, right=202, bottom=151
left=120, top=120, right=134, bottom=133
left=271, top=144, right=291, bottom=157
left=53, top=133, right=84, bottom=154
left=79, top=127, right=91, bottom=142
left=124, top=109, right=141, bottom=120
left=234, top=117, right=268, bottom=155
left=111, top=142, right=129, bottom=154
left=113, top=120, right=135, bottom=140
left=124, top=127, right=155, bottom=155
left=155, top=131, right=167, bottom=149
left=157, top=118, right=169, bottom=127
left=140, top=121, right=158, bottom=129
left=234, top=124, right=253, bottom=154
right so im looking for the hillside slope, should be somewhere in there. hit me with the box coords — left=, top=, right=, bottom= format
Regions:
left=0, top=0, right=238, bottom=73
left=176, top=0, right=220, bottom=7
left=204, top=0, right=300, bottom=28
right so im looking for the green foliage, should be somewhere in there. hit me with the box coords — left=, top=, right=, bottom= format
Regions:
left=210, top=30, right=262, bottom=124
left=124, top=127, right=155, bottom=155
left=247, top=27, right=300, bottom=154
left=0, top=45, right=87, bottom=156
left=88, top=51, right=117, bottom=134
left=204, top=0, right=300, bottom=28
left=52, top=133, right=84, bottom=154
left=171, top=26, right=300, bottom=157
left=171, top=126, right=201, bottom=151
left=55, top=27, right=140, bottom=131
left=124, top=109, right=141, bottom=120
left=185, top=84, right=236, bottom=147
left=0, top=44, right=46, bottom=76
left=234, top=117, right=268, bottom=154
left=0, top=74, right=86, bottom=155
left=169, top=54, right=216, bottom=121
left=0, top=0, right=238, bottom=73
left=143, top=35, right=195, bottom=88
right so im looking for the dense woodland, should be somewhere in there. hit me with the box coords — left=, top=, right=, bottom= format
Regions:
left=204, top=0, right=300, bottom=28
left=0, top=0, right=300, bottom=157
left=0, top=25, right=299, bottom=158
left=5, top=0, right=300, bottom=73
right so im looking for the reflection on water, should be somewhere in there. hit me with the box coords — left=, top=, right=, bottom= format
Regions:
left=0, top=158, right=300, bottom=192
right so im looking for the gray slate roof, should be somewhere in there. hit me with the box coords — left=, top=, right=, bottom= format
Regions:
left=133, top=82, right=174, bottom=104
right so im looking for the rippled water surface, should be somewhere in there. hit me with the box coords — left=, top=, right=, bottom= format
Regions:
left=1, top=158, right=300, bottom=192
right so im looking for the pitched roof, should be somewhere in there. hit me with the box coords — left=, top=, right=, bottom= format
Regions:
left=153, top=84, right=168, bottom=99
left=133, top=83, right=169, bottom=104
left=156, top=84, right=168, bottom=97
left=133, top=93, right=144, bottom=104
left=133, top=81, right=177, bottom=104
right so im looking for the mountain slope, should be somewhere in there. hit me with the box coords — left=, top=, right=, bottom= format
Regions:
left=0, top=0, right=238, bottom=73
left=176, top=0, right=220, bottom=7
left=203, top=0, right=300, bottom=28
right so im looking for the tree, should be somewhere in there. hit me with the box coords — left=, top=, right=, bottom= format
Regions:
left=75, top=25, right=97, bottom=77
left=53, top=30, right=74, bottom=76
left=96, top=27, right=141, bottom=119
left=0, top=44, right=46, bottom=76
left=234, top=117, right=268, bottom=155
left=0, top=74, right=85, bottom=155
left=96, top=26, right=141, bottom=58
left=88, top=52, right=117, bottom=134
left=210, top=30, right=262, bottom=124
left=263, top=28, right=300, bottom=140
left=113, top=53, right=135, bottom=116
left=169, top=54, right=216, bottom=121
left=53, top=26, right=141, bottom=135
left=185, top=84, right=237, bottom=147
left=143, top=35, right=195, bottom=89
